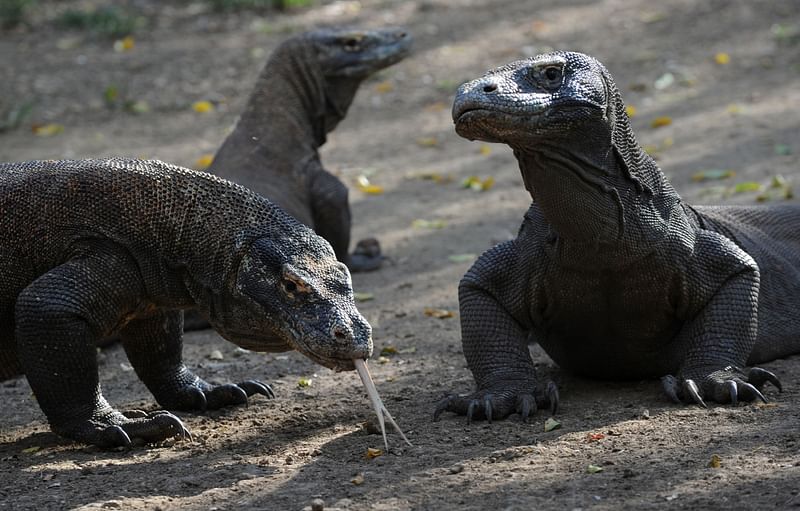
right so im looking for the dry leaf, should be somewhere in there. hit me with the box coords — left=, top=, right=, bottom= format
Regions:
left=374, top=81, right=394, bottom=94
left=22, top=446, right=41, bottom=454
left=462, top=176, right=495, bottom=191
left=192, top=101, right=214, bottom=113
left=448, top=253, right=476, bottom=263
left=365, top=448, right=383, bottom=459
left=734, top=181, right=762, bottom=193
left=424, top=307, right=454, bottom=319
left=586, top=464, right=604, bottom=474
left=416, top=136, right=439, bottom=147
left=380, top=345, right=399, bottom=356
left=479, top=144, right=492, bottom=156
left=196, top=154, right=214, bottom=169
left=298, top=377, right=312, bottom=388
left=355, top=175, right=384, bottom=194
left=544, top=417, right=561, bottom=432
left=33, top=123, right=64, bottom=137
left=650, top=116, right=672, bottom=128
left=377, top=356, right=390, bottom=364
left=692, top=169, right=735, bottom=182
left=411, top=219, right=447, bottom=229
left=113, top=36, right=135, bottom=53
left=714, top=52, right=730, bottom=65
left=351, top=472, right=365, bottom=485
left=424, top=101, right=447, bottom=112
left=625, top=105, right=637, bottom=118
left=586, top=432, right=605, bottom=442
left=708, top=454, right=722, bottom=468
left=354, top=292, right=374, bottom=302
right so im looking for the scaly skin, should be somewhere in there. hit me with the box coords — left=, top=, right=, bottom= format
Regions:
left=435, top=52, right=795, bottom=423
left=209, top=27, right=412, bottom=272
left=0, top=158, right=372, bottom=447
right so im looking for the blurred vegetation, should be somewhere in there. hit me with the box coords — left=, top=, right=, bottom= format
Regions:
left=0, top=0, right=35, bottom=28
left=57, top=6, right=144, bottom=37
left=206, top=0, right=314, bottom=12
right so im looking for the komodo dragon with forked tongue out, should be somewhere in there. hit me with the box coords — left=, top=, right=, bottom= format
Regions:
left=209, top=27, right=412, bottom=272
left=0, top=158, right=372, bottom=448
left=435, top=51, right=797, bottom=423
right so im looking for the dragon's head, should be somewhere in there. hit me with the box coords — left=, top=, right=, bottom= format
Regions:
left=452, top=51, right=621, bottom=148
left=214, top=228, right=372, bottom=372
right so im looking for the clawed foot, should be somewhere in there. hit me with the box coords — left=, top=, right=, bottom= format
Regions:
left=54, top=410, right=190, bottom=449
left=662, top=366, right=782, bottom=407
left=348, top=238, right=384, bottom=272
left=157, top=377, right=275, bottom=412
left=433, top=381, right=559, bottom=423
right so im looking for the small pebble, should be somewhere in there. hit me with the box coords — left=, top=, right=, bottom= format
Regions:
left=311, top=498, right=324, bottom=511
left=448, top=464, right=464, bottom=474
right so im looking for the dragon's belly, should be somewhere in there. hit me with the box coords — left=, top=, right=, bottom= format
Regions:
left=537, top=267, right=684, bottom=379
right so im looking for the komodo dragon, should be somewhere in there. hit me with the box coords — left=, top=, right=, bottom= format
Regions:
left=209, top=27, right=412, bottom=272
left=435, top=51, right=796, bottom=423
left=0, top=158, right=372, bottom=447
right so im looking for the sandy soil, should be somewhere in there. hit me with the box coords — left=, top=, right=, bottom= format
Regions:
left=1, top=0, right=799, bottom=509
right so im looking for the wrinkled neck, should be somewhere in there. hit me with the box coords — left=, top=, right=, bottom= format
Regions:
left=236, top=46, right=330, bottom=164
left=514, top=134, right=680, bottom=267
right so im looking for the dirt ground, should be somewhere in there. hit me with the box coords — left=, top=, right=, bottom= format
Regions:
left=2, top=0, right=800, bottom=509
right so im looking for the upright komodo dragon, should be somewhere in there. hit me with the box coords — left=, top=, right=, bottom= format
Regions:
left=0, top=158, right=372, bottom=447
left=436, top=51, right=797, bottom=423
left=209, top=27, right=411, bottom=272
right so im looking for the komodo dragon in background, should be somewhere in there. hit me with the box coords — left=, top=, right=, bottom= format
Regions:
left=209, top=27, right=412, bottom=272
left=436, top=51, right=796, bottom=423
left=0, top=158, right=372, bottom=447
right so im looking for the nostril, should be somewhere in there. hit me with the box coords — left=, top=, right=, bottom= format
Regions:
left=333, top=326, right=350, bottom=341
left=483, top=82, right=497, bottom=93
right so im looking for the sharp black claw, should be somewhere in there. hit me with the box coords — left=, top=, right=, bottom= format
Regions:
left=517, top=395, right=533, bottom=423
left=466, top=399, right=479, bottom=425
left=162, top=414, right=192, bottom=441
left=238, top=380, right=275, bottom=399
left=104, top=425, right=132, bottom=449
left=740, top=382, right=767, bottom=403
left=748, top=367, right=783, bottom=392
left=661, top=375, right=682, bottom=404
left=726, top=380, right=738, bottom=406
left=684, top=379, right=707, bottom=408
left=546, top=381, right=559, bottom=415
left=122, top=410, right=148, bottom=419
left=484, top=395, right=493, bottom=424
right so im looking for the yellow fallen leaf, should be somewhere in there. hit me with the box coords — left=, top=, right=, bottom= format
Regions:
left=726, top=103, right=743, bottom=115
left=32, top=124, right=64, bottom=137
left=708, top=454, right=722, bottom=468
left=113, top=36, right=135, bottom=53
left=424, top=307, right=454, bottom=319
left=380, top=345, right=399, bottom=355
left=650, top=116, right=672, bottom=128
left=196, top=154, right=214, bottom=169
left=377, top=356, right=390, bottom=364
left=298, top=377, right=312, bottom=388
left=714, top=52, right=730, bottom=65
left=22, top=446, right=41, bottom=454
left=354, top=292, right=374, bottom=302
left=365, top=448, right=383, bottom=459
left=462, top=176, right=495, bottom=191
left=625, top=105, right=637, bottom=118
left=416, top=137, right=439, bottom=147
left=374, top=81, right=394, bottom=94
left=411, top=219, right=446, bottom=229
left=351, top=472, right=365, bottom=485
left=479, top=144, right=492, bottom=156
left=192, top=100, right=214, bottom=113
left=424, top=101, right=447, bottom=112
left=355, top=175, right=384, bottom=194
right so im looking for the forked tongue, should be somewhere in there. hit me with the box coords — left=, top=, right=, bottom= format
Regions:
left=354, top=358, right=412, bottom=451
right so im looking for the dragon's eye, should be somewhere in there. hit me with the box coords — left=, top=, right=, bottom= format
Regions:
left=544, top=66, right=562, bottom=82
left=343, top=38, right=361, bottom=51
left=283, top=280, right=298, bottom=293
